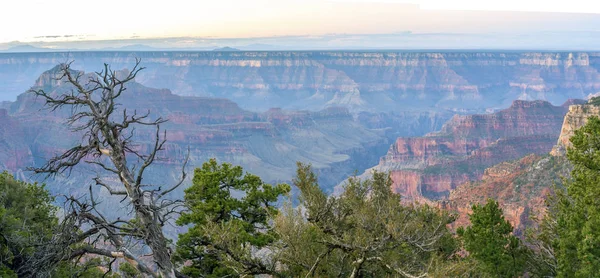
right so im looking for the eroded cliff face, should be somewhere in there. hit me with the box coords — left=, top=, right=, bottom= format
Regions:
left=0, top=109, right=32, bottom=172
left=442, top=154, right=570, bottom=233
left=442, top=150, right=575, bottom=233
left=1, top=52, right=600, bottom=112
left=551, top=104, right=600, bottom=156
left=442, top=100, right=598, bottom=232
left=1, top=66, right=392, bottom=197
left=370, top=100, right=572, bottom=201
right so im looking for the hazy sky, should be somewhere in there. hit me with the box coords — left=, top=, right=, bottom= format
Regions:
left=3, top=0, right=600, bottom=44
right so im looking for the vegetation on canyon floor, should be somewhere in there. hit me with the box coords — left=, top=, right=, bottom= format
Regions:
left=2, top=61, right=600, bottom=277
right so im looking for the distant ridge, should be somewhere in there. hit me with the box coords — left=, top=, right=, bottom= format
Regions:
left=2, top=45, right=55, bottom=53
left=115, top=44, right=155, bottom=51
left=213, top=46, right=240, bottom=52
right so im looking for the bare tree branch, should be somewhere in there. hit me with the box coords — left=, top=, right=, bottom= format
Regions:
left=27, top=59, right=186, bottom=278
left=155, top=147, right=190, bottom=203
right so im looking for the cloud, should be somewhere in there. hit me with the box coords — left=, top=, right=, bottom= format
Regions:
left=33, top=34, right=87, bottom=39
left=7, top=30, right=599, bottom=51
left=3, top=0, right=600, bottom=44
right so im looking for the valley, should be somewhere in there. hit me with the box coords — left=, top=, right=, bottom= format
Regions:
left=1, top=50, right=599, bottom=234
left=1, top=66, right=398, bottom=195
left=5, top=3, right=600, bottom=276
left=1, top=51, right=598, bottom=207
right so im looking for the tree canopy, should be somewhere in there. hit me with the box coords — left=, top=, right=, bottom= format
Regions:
left=553, top=116, right=600, bottom=277
left=458, top=199, right=528, bottom=277
left=176, top=158, right=290, bottom=277
left=274, top=163, right=457, bottom=277
left=0, top=172, right=57, bottom=277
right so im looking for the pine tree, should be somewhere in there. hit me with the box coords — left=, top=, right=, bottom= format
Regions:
left=457, top=199, right=527, bottom=277
left=554, top=116, right=600, bottom=277
left=275, top=163, right=457, bottom=277
left=175, top=158, right=290, bottom=277
left=0, top=172, right=57, bottom=276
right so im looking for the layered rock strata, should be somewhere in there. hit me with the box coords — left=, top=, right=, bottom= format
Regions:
left=2, top=51, right=600, bottom=112
left=370, top=100, right=575, bottom=200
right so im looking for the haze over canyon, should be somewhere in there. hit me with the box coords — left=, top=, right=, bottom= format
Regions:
left=1, top=50, right=599, bottom=201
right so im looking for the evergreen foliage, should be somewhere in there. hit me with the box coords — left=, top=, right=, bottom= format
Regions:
left=525, top=191, right=561, bottom=277
left=457, top=199, right=528, bottom=277
left=553, top=116, right=600, bottom=277
left=588, top=96, right=600, bottom=106
left=0, top=172, right=57, bottom=277
left=274, top=163, right=457, bottom=277
left=176, top=158, right=290, bottom=277
left=0, top=172, right=121, bottom=277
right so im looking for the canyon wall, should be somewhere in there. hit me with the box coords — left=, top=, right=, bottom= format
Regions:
left=551, top=103, right=600, bottom=155
left=2, top=66, right=392, bottom=197
left=443, top=154, right=570, bottom=233
left=1, top=51, right=600, bottom=112
left=444, top=100, right=600, bottom=232
left=367, top=99, right=579, bottom=201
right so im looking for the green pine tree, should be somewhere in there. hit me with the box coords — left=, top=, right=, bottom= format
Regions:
left=457, top=199, right=527, bottom=277
left=275, top=163, right=457, bottom=277
left=554, top=116, right=600, bottom=277
left=0, top=171, right=57, bottom=276
left=175, top=158, right=290, bottom=277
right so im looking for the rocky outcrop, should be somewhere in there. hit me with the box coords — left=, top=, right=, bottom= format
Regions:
left=442, top=154, right=571, bottom=233
left=551, top=103, right=600, bottom=156
left=1, top=52, right=600, bottom=112
left=371, top=100, right=572, bottom=201
left=0, top=109, right=33, bottom=172
left=442, top=99, right=595, bottom=232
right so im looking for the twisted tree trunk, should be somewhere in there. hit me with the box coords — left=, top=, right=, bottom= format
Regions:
left=29, top=60, right=187, bottom=277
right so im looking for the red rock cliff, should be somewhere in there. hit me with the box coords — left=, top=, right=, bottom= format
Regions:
left=374, top=99, right=571, bottom=201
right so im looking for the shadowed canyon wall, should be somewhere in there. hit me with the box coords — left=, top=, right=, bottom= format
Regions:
left=0, top=66, right=395, bottom=197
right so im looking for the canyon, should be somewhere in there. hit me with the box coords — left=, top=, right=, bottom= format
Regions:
left=1, top=51, right=600, bottom=221
left=443, top=154, right=570, bottom=233
left=0, top=66, right=395, bottom=198
left=365, top=99, right=581, bottom=200
left=443, top=100, right=600, bottom=232
left=2, top=51, right=600, bottom=113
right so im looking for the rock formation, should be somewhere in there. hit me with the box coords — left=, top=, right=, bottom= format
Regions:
left=369, top=99, right=575, bottom=201
left=443, top=154, right=570, bottom=233
left=443, top=99, right=600, bottom=232
left=551, top=103, right=600, bottom=156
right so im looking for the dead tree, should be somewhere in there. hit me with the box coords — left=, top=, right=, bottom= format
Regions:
left=28, top=59, right=187, bottom=278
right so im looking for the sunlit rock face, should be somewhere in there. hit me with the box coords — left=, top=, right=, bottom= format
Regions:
left=367, top=99, right=576, bottom=201
left=442, top=154, right=570, bottom=234
left=551, top=103, right=600, bottom=156
left=1, top=51, right=600, bottom=112
left=443, top=99, right=597, bottom=233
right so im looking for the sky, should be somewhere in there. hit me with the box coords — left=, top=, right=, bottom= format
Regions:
left=2, top=0, right=600, bottom=50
